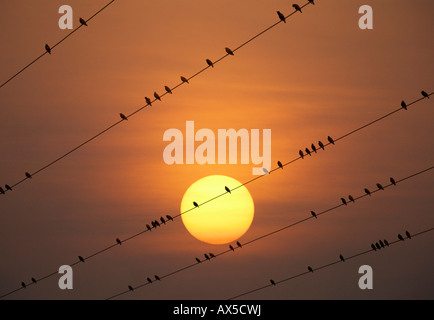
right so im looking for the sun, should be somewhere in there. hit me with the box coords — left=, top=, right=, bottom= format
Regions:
left=180, top=175, right=255, bottom=245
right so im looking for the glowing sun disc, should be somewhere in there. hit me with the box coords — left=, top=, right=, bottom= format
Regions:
left=180, top=175, right=255, bottom=245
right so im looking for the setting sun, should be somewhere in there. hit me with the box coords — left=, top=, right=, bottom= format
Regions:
left=180, top=175, right=254, bottom=244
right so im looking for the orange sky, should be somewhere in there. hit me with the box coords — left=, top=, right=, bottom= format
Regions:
left=0, top=0, right=433, bottom=300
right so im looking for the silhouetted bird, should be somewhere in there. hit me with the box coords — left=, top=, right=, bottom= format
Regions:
left=225, top=186, right=231, bottom=193
left=421, top=90, right=429, bottom=98
left=339, top=254, right=345, bottom=262
left=299, top=150, right=304, bottom=159
left=79, top=256, right=85, bottom=263
left=270, top=279, right=276, bottom=286
left=180, top=76, right=189, bottom=84
left=390, top=177, right=396, bottom=186
left=195, top=258, right=201, bottom=263
left=341, top=198, right=347, bottom=206
left=204, top=253, right=210, bottom=260
left=160, top=217, right=166, bottom=224
left=384, top=239, right=389, bottom=246
left=277, top=11, right=286, bottom=23
left=308, top=0, right=315, bottom=4
left=166, top=215, right=173, bottom=221
left=154, top=92, right=161, bottom=101
left=128, top=285, right=134, bottom=291
left=318, top=141, right=325, bottom=150
left=229, top=245, right=235, bottom=251
left=293, top=4, right=302, bottom=13
left=146, top=224, right=152, bottom=231
left=308, top=266, right=313, bottom=272
left=305, top=148, right=311, bottom=156
left=154, top=220, right=160, bottom=227
left=348, top=195, right=355, bottom=203
left=45, top=44, right=51, bottom=54
left=155, top=275, right=161, bottom=281
left=0, top=187, right=4, bottom=194
left=31, top=277, right=37, bottom=284
left=120, top=113, right=128, bottom=121
left=116, top=238, right=122, bottom=245
left=25, top=172, right=32, bottom=179
left=398, top=234, right=404, bottom=241
left=165, top=86, right=172, bottom=94
left=79, top=17, right=88, bottom=26
left=405, top=230, right=411, bottom=239
left=151, top=221, right=156, bottom=228
left=277, top=161, right=283, bottom=169
left=237, top=241, right=242, bottom=248
left=262, top=168, right=270, bottom=175
left=5, top=184, right=12, bottom=191
left=21, top=282, right=26, bottom=288
left=376, top=183, right=384, bottom=190
left=193, top=201, right=199, bottom=208
left=327, top=136, right=335, bottom=145
left=375, top=243, right=381, bottom=250
left=401, top=100, right=407, bottom=110
left=379, top=240, right=385, bottom=248
left=206, top=59, right=214, bottom=68
left=209, top=253, right=216, bottom=258
left=145, top=97, right=152, bottom=106
left=364, top=188, right=371, bottom=196
left=371, top=244, right=376, bottom=251
left=225, top=47, right=234, bottom=55
left=147, top=277, right=152, bottom=284
left=311, top=211, right=317, bottom=219
left=311, top=144, right=317, bottom=153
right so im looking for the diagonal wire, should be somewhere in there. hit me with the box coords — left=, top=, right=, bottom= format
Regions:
left=103, top=166, right=433, bottom=299
left=0, top=2, right=315, bottom=194
left=228, top=227, right=434, bottom=300
left=0, top=0, right=116, bottom=89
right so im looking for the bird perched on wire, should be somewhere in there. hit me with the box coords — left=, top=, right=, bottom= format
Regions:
left=401, top=100, right=407, bottom=110
left=165, top=86, right=172, bottom=94
left=25, top=172, right=32, bottom=179
left=79, top=17, right=88, bottom=26
left=310, top=211, right=317, bottom=219
left=327, top=136, right=335, bottom=145
left=119, top=113, right=128, bottom=121
left=293, top=4, right=302, bottom=13
left=299, top=150, right=304, bottom=159
left=277, top=11, right=286, bottom=23
left=229, top=245, right=235, bottom=251
left=307, top=266, right=314, bottom=272
left=348, top=195, right=355, bottom=203
left=180, top=76, right=189, bottom=84
left=364, top=188, right=371, bottom=196
left=195, top=258, right=201, bottom=263
left=311, top=144, right=317, bottom=153
left=341, top=198, right=347, bottom=206
left=384, top=239, right=389, bottom=246
left=206, top=59, right=214, bottom=68
left=155, top=275, right=161, bottom=281
left=398, top=234, right=404, bottom=241
left=421, top=90, right=429, bottom=98
left=128, top=285, right=134, bottom=291
left=78, top=256, right=85, bottom=263
left=308, top=0, right=315, bottom=4
left=379, top=240, right=385, bottom=248
left=277, top=161, right=283, bottom=169
left=318, top=141, right=325, bottom=150
left=5, top=184, right=12, bottom=191
left=339, top=254, right=345, bottom=262
left=166, top=215, right=174, bottom=222
left=371, top=244, right=376, bottom=251
left=31, top=277, right=37, bottom=284
left=160, top=217, right=166, bottom=225
left=154, top=92, right=161, bottom=101
left=209, top=253, right=216, bottom=258
left=237, top=241, right=242, bottom=248
left=45, top=44, right=51, bottom=54
left=376, top=183, right=384, bottom=190
left=390, top=177, right=396, bottom=186
left=225, top=47, right=234, bottom=55
left=405, top=230, right=411, bottom=239
left=116, top=238, right=122, bottom=245
left=0, top=187, right=5, bottom=194
left=225, top=186, right=231, bottom=193
left=375, top=243, right=381, bottom=250
left=147, top=277, right=152, bottom=284
left=262, top=168, right=270, bottom=175
left=305, top=148, right=311, bottom=156
left=270, top=279, right=276, bottom=286
left=145, top=97, right=152, bottom=106
left=204, top=253, right=210, bottom=261
left=193, top=201, right=199, bottom=208
left=146, top=224, right=152, bottom=231
left=21, top=282, right=26, bottom=288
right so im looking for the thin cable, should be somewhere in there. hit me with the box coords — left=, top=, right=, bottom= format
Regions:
left=0, top=0, right=116, bottom=89
left=0, top=2, right=317, bottom=194
left=228, top=227, right=434, bottom=300
left=103, top=166, right=432, bottom=300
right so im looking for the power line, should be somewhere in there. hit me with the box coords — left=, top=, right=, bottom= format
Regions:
left=0, top=0, right=116, bottom=89
left=228, top=227, right=434, bottom=300
left=0, top=1, right=316, bottom=194
left=102, top=166, right=432, bottom=300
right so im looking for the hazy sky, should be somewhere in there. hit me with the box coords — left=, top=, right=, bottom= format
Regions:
left=0, top=0, right=433, bottom=300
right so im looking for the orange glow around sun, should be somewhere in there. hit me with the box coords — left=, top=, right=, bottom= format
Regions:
left=180, top=175, right=254, bottom=244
